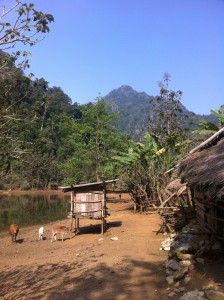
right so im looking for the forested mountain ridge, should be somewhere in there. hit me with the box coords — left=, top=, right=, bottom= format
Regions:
left=104, top=85, right=217, bottom=140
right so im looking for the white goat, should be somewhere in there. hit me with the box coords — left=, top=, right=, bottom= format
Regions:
left=38, top=226, right=45, bottom=240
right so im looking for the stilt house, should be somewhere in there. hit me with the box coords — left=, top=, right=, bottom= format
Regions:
left=60, top=180, right=117, bottom=236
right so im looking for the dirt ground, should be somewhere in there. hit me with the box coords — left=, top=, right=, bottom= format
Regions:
left=0, top=193, right=224, bottom=300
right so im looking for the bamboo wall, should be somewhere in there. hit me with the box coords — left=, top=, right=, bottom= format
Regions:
left=74, top=192, right=103, bottom=219
left=193, top=189, right=224, bottom=239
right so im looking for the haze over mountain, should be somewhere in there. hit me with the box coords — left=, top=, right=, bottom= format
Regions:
left=104, top=85, right=217, bottom=140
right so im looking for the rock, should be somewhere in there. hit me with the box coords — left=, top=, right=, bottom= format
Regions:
left=198, top=291, right=205, bottom=296
left=176, top=244, right=194, bottom=253
left=166, top=268, right=174, bottom=276
left=205, top=289, right=224, bottom=300
left=168, top=292, right=176, bottom=298
left=180, top=290, right=206, bottom=300
left=166, top=276, right=174, bottom=285
left=179, top=260, right=192, bottom=267
left=174, top=266, right=188, bottom=280
left=166, top=259, right=179, bottom=271
left=183, top=276, right=191, bottom=284
left=196, top=257, right=205, bottom=265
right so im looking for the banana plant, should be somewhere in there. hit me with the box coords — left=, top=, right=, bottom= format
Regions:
left=113, top=132, right=176, bottom=210
left=113, top=132, right=163, bottom=165
left=196, top=106, right=224, bottom=134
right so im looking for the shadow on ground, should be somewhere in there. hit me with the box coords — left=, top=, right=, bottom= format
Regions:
left=0, top=258, right=167, bottom=300
left=72, top=221, right=122, bottom=236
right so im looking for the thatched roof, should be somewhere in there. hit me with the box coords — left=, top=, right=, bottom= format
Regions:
left=178, top=138, right=224, bottom=200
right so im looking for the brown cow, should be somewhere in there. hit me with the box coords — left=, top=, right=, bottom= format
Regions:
left=9, top=224, right=19, bottom=243
left=51, top=225, right=70, bottom=242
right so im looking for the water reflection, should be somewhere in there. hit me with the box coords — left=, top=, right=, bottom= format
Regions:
left=0, top=194, right=70, bottom=232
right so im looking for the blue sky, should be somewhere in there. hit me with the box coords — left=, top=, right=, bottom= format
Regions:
left=2, top=0, right=224, bottom=115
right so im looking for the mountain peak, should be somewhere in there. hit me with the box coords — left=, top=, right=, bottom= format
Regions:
left=115, top=85, right=136, bottom=97
left=119, top=85, right=135, bottom=91
left=107, top=85, right=152, bottom=100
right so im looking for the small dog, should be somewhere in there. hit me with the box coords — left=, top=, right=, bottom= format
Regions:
left=38, top=226, right=45, bottom=240
left=51, top=225, right=70, bottom=242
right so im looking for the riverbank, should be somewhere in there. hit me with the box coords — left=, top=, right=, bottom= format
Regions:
left=0, top=189, right=65, bottom=196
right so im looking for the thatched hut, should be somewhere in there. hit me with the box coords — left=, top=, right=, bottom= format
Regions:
left=178, top=128, right=224, bottom=240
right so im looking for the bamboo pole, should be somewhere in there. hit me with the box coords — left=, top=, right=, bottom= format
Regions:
left=70, top=191, right=74, bottom=238
left=189, top=127, right=224, bottom=154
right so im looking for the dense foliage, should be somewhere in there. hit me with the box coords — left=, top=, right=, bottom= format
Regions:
left=0, top=71, right=130, bottom=189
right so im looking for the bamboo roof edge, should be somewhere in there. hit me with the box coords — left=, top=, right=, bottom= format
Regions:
left=59, top=179, right=119, bottom=192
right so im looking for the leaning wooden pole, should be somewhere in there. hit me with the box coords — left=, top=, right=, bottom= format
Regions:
left=189, top=127, right=224, bottom=154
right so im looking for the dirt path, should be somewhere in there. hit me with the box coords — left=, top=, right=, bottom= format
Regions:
left=0, top=194, right=170, bottom=300
left=1, top=194, right=224, bottom=300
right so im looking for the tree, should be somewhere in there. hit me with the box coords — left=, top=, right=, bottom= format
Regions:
left=0, top=2, right=53, bottom=183
left=148, top=72, right=187, bottom=149
left=80, top=98, right=130, bottom=181
left=0, top=72, right=31, bottom=178
left=57, top=98, right=130, bottom=185
left=0, top=1, right=54, bottom=78
left=17, top=82, right=74, bottom=189
left=113, top=133, right=173, bottom=210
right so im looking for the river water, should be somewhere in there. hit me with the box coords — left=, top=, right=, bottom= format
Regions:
left=0, top=193, right=70, bottom=232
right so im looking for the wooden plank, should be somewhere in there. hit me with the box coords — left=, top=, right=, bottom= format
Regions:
left=177, top=185, right=186, bottom=196
left=74, top=209, right=103, bottom=213
left=72, top=200, right=103, bottom=204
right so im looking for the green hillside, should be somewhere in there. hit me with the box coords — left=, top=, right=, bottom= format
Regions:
left=104, top=85, right=217, bottom=140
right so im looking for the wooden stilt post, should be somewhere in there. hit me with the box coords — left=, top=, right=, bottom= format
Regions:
left=74, top=216, right=77, bottom=235
left=70, top=191, right=74, bottom=239
left=77, top=217, right=80, bottom=233
left=101, top=181, right=106, bottom=235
